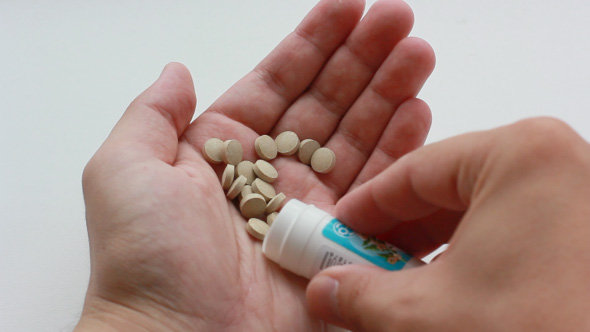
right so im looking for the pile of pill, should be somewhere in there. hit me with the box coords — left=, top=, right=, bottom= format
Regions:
left=202, top=131, right=335, bottom=241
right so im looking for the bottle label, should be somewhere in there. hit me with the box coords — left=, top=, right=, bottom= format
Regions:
left=322, top=218, right=412, bottom=270
left=318, top=247, right=355, bottom=270
left=311, top=244, right=369, bottom=276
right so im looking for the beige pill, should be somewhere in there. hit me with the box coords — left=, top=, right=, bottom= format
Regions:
left=246, top=218, right=269, bottom=241
left=240, top=185, right=253, bottom=200
left=202, top=138, right=224, bottom=164
left=266, top=192, right=286, bottom=214
left=275, top=131, right=300, bottom=156
left=251, top=178, right=276, bottom=201
left=266, top=212, right=278, bottom=226
left=253, top=160, right=278, bottom=183
left=227, top=175, right=247, bottom=200
left=298, top=138, right=321, bottom=165
left=310, top=147, right=336, bottom=173
left=221, top=164, right=235, bottom=190
left=255, top=135, right=278, bottom=161
left=236, top=160, right=256, bottom=184
left=240, top=193, right=267, bottom=218
left=221, top=139, right=243, bottom=165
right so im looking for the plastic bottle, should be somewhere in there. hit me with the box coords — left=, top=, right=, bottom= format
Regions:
left=262, top=199, right=423, bottom=279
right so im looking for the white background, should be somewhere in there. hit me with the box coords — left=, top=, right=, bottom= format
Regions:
left=1, top=1, right=589, bottom=331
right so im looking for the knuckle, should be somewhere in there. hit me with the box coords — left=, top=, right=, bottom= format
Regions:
left=504, top=117, right=585, bottom=165
left=82, top=148, right=112, bottom=189
left=82, top=155, right=99, bottom=187
left=511, top=117, right=577, bottom=148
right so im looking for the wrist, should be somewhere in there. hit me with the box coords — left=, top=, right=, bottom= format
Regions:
left=74, top=295, right=196, bottom=332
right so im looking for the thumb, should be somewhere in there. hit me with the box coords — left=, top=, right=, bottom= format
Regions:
left=105, top=62, right=196, bottom=164
left=307, top=265, right=427, bottom=332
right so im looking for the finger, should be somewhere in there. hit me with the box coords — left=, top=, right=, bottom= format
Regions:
left=307, top=265, right=429, bottom=331
left=348, top=97, right=431, bottom=192
left=376, top=209, right=462, bottom=258
left=105, top=63, right=196, bottom=164
left=335, top=129, right=489, bottom=235
left=320, top=38, right=435, bottom=196
left=271, top=0, right=414, bottom=140
left=201, top=0, right=365, bottom=135
left=336, top=118, right=590, bottom=256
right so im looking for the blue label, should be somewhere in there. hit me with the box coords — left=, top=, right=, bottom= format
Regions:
left=322, top=219, right=412, bottom=270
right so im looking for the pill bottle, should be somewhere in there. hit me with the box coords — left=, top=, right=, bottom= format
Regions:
left=262, top=199, right=423, bottom=279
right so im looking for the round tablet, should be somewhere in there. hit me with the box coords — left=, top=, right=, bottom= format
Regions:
left=240, top=185, right=253, bottom=201
left=246, top=218, right=269, bottom=241
left=266, top=212, right=278, bottom=226
left=221, top=139, right=243, bottom=165
left=275, top=131, right=300, bottom=156
left=255, top=135, right=278, bottom=161
left=310, top=147, right=336, bottom=174
left=227, top=175, right=247, bottom=200
left=221, top=164, right=235, bottom=190
left=240, top=193, right=267, bottom=218
left=253, top=160, right=278, bottom=183
left=298, top=139, right=321, bottom=165
left=236, top=160, right=256, bottom=185
left=202, top=138, right=224, bottom=164
left=251, top=178, right=276, bottom=202
left=266, top=192, right=286, bottom=214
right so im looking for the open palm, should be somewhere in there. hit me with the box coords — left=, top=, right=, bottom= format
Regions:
left=80, top=0, right=434, bottom=331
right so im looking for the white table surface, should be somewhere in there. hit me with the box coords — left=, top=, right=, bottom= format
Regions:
left=2, top=1, right=589, bottom=331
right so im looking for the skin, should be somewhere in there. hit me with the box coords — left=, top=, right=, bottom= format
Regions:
left=76, top=0, right=435, bottom=331
left=307, top=118, right=590, bottom=332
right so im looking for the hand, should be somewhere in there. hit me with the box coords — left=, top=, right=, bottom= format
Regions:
left=307, top=118, right=590, bottom=331
left=76, top=0, right=435, bottom=331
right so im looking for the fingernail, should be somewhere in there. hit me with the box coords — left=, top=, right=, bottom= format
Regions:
left=314, top=275, right=341, bottom=320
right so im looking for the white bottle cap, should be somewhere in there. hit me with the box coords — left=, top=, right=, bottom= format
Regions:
left=262, top=199, right=328, bottom=274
